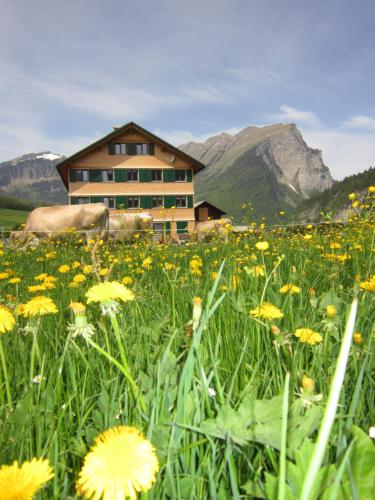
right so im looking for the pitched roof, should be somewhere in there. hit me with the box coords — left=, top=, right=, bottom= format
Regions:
left=56, top=122, right=205, bottom=187
left=194, top=200, right=226, bottom=213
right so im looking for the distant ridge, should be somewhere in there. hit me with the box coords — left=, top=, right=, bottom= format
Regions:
left=0, top=152, right=67, bottom=205
left=180, top=123, right=333, bottom=223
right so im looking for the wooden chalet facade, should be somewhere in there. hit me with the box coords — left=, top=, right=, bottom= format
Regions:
left=56, top=122, right=205, bottom=236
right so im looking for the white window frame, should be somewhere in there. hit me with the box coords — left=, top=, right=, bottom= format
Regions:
left=175, top=170, right=187, bottom=182
left=77, top=197, right=90, bottom=204
left=127, top=169, right=139, bottom=182
left=102, top=170, right=114, bottom=182
left=128, top=196, right=140, bottom=209
left=151, top=169, right=163, bottom=182
left=175, top=195, right=187, bottom=208
left=152, top=195, right=164, bottom=208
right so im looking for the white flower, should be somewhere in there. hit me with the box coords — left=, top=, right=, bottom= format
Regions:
left=32, top=374, right=45, bottom=384
left=369, top=426, right=375, bottom=439
left=208, top=387, right=216, bottom=398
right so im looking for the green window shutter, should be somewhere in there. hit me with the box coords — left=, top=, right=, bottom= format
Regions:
left=69, top=169, right=76, bottom=182
left=187, top=169, right=193, bottom=182
left=127, top=143, right=137, bottom=155
left=163, top=170, right=175, bottom=182
left=140, top=196, right=152, bottom=209
left=108, top=143, right=115, bottom=155
left=115, top=196, right=127, bottom=209
left=89, top=170, right=102, bottom=182
left=90, top=196, right=103, bottom=203
left=177, top=221, right=188, bottom=234
left=187, top=195, right=193, bottom=208
left=165, top=221, right=171, bottom=233
left=70, top=197, right=78, bottom=205
left=148, top=143, right=155, bottom=155
left=114, top=169, right=127, bottom=182
left=164, top=195, right=176, bottom=208
left=139, top=169, right=151, bottom=182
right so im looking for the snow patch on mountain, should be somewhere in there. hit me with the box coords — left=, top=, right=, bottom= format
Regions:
left=36, top=153, right=63, bottom=161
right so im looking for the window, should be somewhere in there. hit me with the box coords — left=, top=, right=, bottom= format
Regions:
left=152, top=222, right=164, bottom=234
left=103, top=197, right=115, bottom=209
left=75, top=170, right=89, bottom=182
left=128, top=196, right=139, bottom=209
left=175, top=170, right=187, bottom=182
left=77, top=197, right=90, bottom=204
left=127, top=169, right=139, bottom=182
left=112, top=143, right=154, bottom=155
left=152, top=196, right=163, bottom=208
left=151, top=169, right=163, bottom=182
left=102, top=170, right=114, bottom=182
left=114, top=143, right=127, bottom=154
left=176, top=196, right=187, bottom=208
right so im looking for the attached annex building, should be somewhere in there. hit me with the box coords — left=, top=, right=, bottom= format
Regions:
left=56, top=122, right=206, bottom=236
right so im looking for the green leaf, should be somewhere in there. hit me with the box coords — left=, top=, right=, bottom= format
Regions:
left=200, top=394, right=321, bottom=454
left=242, top=480, right=267, bottom=498
left=341, top=426, right=375, bottom=498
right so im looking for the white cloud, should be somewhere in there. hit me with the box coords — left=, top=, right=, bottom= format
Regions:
left=0, top=121, right=95, bottom=162
left=341, top=115, right=375, bottom=131
left=155, top=125, right=246, bottom=147
left=272, top=104, right=321, bottom=128
left=302, top=128, right=375, bottom=180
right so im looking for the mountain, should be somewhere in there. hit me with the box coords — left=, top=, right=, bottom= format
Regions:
left=180, top=124, right=333, bottom=222
left=294, top=167, right=375, bottom=222
left=0, top=152, right=67, bottom=205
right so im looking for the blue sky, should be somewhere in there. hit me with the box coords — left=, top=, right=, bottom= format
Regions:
left=1, top=0, right=375, bottom=179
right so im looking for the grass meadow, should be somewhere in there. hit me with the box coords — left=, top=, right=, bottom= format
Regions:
left=0, top=208, right=29, bottom=230
left=0, top=194, right=374, bottom=498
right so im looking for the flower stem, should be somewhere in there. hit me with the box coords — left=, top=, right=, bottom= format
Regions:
left=300, top=297, right=358, bottom=500
left=0, top=337, right=12, bottom=410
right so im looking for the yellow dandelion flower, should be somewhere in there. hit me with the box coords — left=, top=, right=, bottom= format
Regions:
left=353, top=332, right=363, bottom=345
left=0, top=306, right=15, bottom=334
left=368, top=185, right=375, bottom=193
left=330, top=242, right=341, bottom=250
left=28, top=284, right=47, bottom=293
left=34, top=273, right=48, bottom=281
left=359, top=275, right=375, bottom=292
left=22, top=296, right=58, bottom=317
left=98, top=268, right=109, bottom=276
left=326, top=304, right=337, bottom=318
left=43, top=276, right=57, bottom=283
left=0, top=457, right=53, bottom=500
left=76, top=426, right=159, bottom=499
left=58, top=265, right=70, bottom=273
left=73, top=274, right=86, bottom=283
left=294, top=328, right=323, bottom=345
left=250, top=265, right=265, bottom=277
left=303, top=234, right=313, bottom=240
left=250, top=302, right=284, bottom=320
left=72, top=261, right=81, bottom=269
left=86, top=281, right=135, bottom=304
left=70, top=302, right=86, bottom=314
left=255, top=241, right=269, bottom=251
left=279, top=284, right=301, bottom=294
left=8, top=277, right=21, bottom=284
left=301, top=375, right=315, bottom=394
left=122, top=276, right=133, bottom=286
left=42, top=281, right=55, bottom=290
left=352, top=200, right=360, bottom=208
left=83, top=265, right=93, bottom=274
left=348, top=192, right=356, bottom=200
left=0, top=272, right=9, bottom=280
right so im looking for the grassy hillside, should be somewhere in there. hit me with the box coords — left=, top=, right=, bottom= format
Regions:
left=195, top=147, right=302, bottom=223
left=295, top=167, right=375, bottom=221
left=0, top=208, right=29, bottom=229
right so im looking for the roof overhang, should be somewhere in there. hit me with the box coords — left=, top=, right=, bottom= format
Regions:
left=56, top=121, right=206, bottom=189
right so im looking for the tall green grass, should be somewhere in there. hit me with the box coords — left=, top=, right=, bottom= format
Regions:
left=0, top=210, right=374, bottom=498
